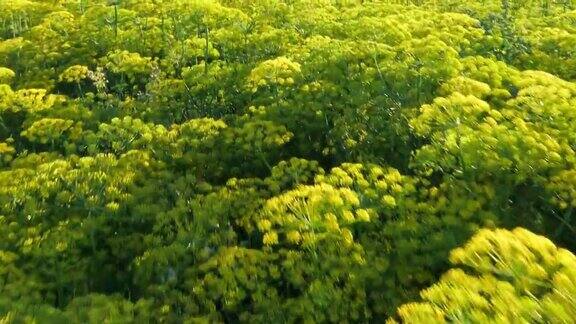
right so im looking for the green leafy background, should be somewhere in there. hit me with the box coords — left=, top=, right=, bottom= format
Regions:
left=1, top=0, right=576, bottom=322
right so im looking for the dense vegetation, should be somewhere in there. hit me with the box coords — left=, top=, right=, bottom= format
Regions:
left=1, top=0, right=576, bottom=322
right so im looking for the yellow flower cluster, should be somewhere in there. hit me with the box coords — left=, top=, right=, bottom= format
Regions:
left=0, top=67, right=15, bottom=84
left=21, top=118, right=83, bottom=144
left=102, top=50, right=156, bottom=83
left=59, top=65, right=89, bottom=83
left=391, top=227, right=576, bottom=323
left=247, top=57, right=301, bottom=92
left=411, top=68, right=576, bottom=183
left=0, top=142, right=15, bottom=164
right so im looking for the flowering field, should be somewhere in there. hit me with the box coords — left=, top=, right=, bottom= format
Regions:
left=1, top=0, right=576, bottom=322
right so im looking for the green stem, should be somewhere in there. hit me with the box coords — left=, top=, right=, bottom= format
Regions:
left=204, top=26, right=210, bottom=74
left=257, top=146, right=272, bottom=172
left=76, top=81, right=84, bottom=98
left=554, top=207, right=574, bottom=238
left=114, top=0, right=119, bottom=38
